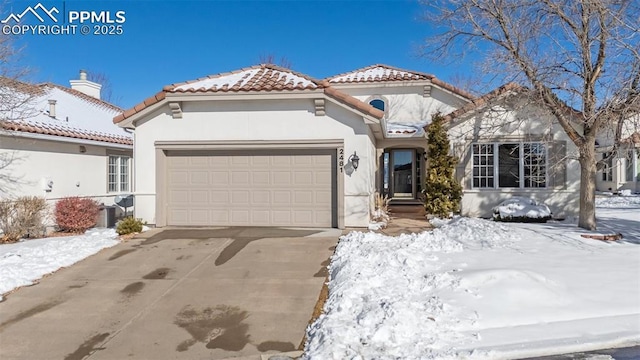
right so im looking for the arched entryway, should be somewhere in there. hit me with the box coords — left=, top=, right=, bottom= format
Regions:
left=381, top=148, right=425, bottom=200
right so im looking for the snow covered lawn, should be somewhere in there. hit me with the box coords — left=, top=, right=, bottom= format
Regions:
left=0, top=228, right=119, bottom=301
left=305, top=196, right=640, bottom=359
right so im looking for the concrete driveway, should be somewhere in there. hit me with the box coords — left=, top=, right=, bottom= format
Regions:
left=0, top=227, right=339, bottom=360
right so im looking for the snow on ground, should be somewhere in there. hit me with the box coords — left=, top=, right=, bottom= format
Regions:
left=0, top=228, right=119, bottom=301
left=595, top=193, right=640, bottom=208
left=305, top=197, right=640, bottom=359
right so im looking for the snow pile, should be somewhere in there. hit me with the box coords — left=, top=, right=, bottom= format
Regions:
left=385, top=120, right=429, bottom=138
left=0, top=228, right=119, bottom=300
left=305, top=211, right=640, bottom=359
left=305, top=219, right=513, bottom=359
left=595, top=194, right=640, bottom=208
left=492, top=197, right=552, bottom=221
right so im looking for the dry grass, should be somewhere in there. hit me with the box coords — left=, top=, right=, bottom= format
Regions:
left=298, top=276, right=329, bottom=350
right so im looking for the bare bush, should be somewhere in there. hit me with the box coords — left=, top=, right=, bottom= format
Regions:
left=0, top=196, right=47, bottom=243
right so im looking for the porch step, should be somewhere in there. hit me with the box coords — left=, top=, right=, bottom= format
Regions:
left=388, top=203, right=426, bottom=220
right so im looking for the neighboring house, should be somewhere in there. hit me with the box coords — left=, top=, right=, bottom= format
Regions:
left=0, top=70, right=133, bottom=222
left=595, top=115, right=640, bottom=193
left=445, top=83, right=581, bottom=218
left=113, top=64, right=579, bottom=228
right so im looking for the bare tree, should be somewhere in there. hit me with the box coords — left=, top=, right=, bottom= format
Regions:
left=258, top=53, right=293, bottom=69
left=423, top=0, right=640, bottom=230
left=86, top=70, right=119, bottom=105
left=0, top=22, right=38, bottom=194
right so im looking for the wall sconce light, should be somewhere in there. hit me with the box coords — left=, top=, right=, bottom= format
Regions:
left=349, top=151, right=360, bottom=170
left=79, top=145, right=86, bottom=153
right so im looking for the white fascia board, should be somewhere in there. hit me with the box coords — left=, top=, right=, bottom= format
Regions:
left=3, top=131, right=133, bottom=150
left=330, top=81, right=473, bottom=102
left=322, top=95, right=380, bottom=125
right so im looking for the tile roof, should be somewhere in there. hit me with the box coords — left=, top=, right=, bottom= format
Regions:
left=1, top=120, right=132, bottom=145
left=114, top=64, right=384, bottom=124
left=443, top=82, right=585, bottom=125
left=328, top=64, right=433, bottom=83
left=327, top=64, right=475, bottom=100
left=171, top=65, right=319, bottom=93
left=1, top=79, right=132, bottom=146
left=443, top=82, right=524, bottom=121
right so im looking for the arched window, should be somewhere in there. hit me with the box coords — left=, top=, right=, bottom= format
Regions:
left=369, top=99, right=385, bottom=111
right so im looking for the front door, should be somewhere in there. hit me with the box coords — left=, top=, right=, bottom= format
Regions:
left=383, top=149, right=423, bottom=199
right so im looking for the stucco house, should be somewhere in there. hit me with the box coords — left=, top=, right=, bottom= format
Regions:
left=445, top=83, right=581, bottom=218
left=595, top=115, right=639, bottom=193
left=0, top=71, right=133, bottom=221
left=114, top=64, right=580, bottom=228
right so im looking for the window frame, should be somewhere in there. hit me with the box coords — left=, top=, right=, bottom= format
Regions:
left=108, top=155, right=131, bottom=193
left=365, top=95, right=389, bottom=118
left=625, top=149, right=635, bottom=182
left=471, top=141, right=548, bottom=190
left=601, top=152, right=613, bottom=182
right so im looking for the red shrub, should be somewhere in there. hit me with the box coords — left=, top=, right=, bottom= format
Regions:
left=54, top=197, right=100, bottom=232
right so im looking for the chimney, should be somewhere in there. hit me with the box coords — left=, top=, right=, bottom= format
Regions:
left=69, top=70, right=102, bottom=99
left=48, top=99, right=56, bottom=118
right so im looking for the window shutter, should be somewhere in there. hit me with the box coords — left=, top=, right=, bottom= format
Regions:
left=548, top=140, right=567, bottom=189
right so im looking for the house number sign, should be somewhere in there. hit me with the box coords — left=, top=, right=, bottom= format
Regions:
left=339, top=148, right=344, bottom=173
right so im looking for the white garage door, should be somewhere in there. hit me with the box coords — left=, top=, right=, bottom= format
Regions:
left=165, top=149, right=335, bottom=227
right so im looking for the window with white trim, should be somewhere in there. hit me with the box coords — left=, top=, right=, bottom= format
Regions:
left=625, top=150, right=635, bottom=182
left=472, top=142, right=547, bottom=188
left=108, top=155, right=130, bottom=192
left=602, top=152, right=613, bottom=182
left=369, top=99, right=385, bottom=112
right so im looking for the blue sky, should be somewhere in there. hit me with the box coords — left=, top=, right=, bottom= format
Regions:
left=5, top=0, right=476, bottom=109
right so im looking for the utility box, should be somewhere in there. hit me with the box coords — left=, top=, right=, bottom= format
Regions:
left=97, top=205, right=117, bottom=228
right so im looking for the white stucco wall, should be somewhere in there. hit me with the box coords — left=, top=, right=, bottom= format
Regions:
left=448, top=100, right=581, bottom=218
left=132, top=98, right=377, bottom=227
left=0, top=135, right=133, bottom=225
left=337, top=85, right=468, bottom=126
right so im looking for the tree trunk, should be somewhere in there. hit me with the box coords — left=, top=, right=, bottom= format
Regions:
left=578, top=142, right=598, bottom=230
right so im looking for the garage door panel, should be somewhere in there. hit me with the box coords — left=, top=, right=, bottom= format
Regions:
left=272, top=172, right=291, bottom=185
left=190, top=190, right=209, bottom=203
left=169, top=190, right=189, bottom=204
left=209, top=157, right=230, bottom=165
left=210, top=190, right=229, bottom=204
left=273, top=191, right=291, bottom=205
left=293, top=190, right=313, bottom=204
left=315, top=191, right=332, bottom=205
left=231, top=191, right=250, bottom=204
left=165, top=150, right=334, bottom=227
left=231, top=156, right=250, bottom=165
left=252, top=210, right=270, bottom=225
left=252, top=172, right=270, bottom=184
left=252, top=191, right=270, bottom=204
left=190, top=171, right=209, bottom=185
left=231, top=171, right=250, bottom=184
left=231, top=210, right=250, bottom=223
left=293, top=171, right=313, bottom=185
left=169, top=171, right=189, bottom=185
left=190, top=157, right=209, bottom=166
left=211, top=210, right=229, bottom=223
left=272, top=156, right=292, bottom=166
left=210, top=172, right=229, bottom=185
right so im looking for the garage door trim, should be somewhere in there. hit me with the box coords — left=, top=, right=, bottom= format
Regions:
left=155, top=140, right=344, bottom=228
